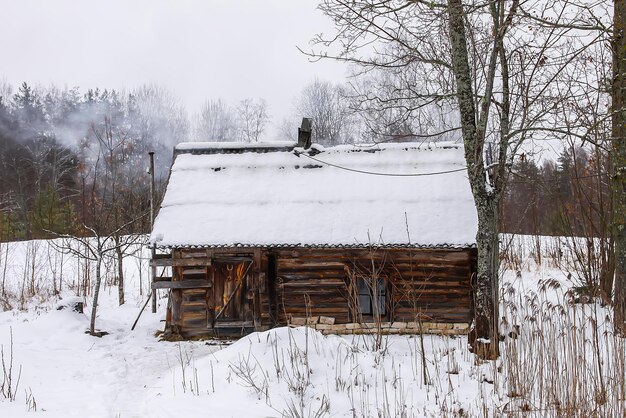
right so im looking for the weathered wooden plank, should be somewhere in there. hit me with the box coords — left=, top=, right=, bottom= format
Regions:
left=182, top=307, right=208, bottom=316
left=182, top=288, right=209, bottom=296
left=171, top=290, right=182, bottom=325
left=278, top=281, right=344, bottom=289
left=150, top=258, right=172, bottom=267
left=181, top=318, right=208, bottom=328
left=395, top=302, right=471, bottom=309
left=277, top=271, right=348, bottom=279
left=394, top=304, right=471, bottom=313
left=278, top=305, right=350, bottom=312
left=214, top=321, right=254, bottom=328
left=152, top=279, right=212, bottom=289
left=385, top=260, right=471, bottom=268
left=395, top=310, right=471, bottom=317
left=395, top=306, right=471, bottom=312
left=182, top=311, right=208, bottom=326
left=277, top=269, right=471, bottom=279
left=395, top=288, right=469, bottom=296
left=181, top=250, right=209, bottom=259
left=181, top=292, right=207, bottom=302
left=277, top=260, right=349, bottom=268
left=394, top=275, right=470, bottom=282
left=391, top=270, right=471, bottom=278
left=274, top=249, right=472, bottom=262
left=393, top=301, right=470, bottom=310
left=213, top=256, right=254, bottom=263
left=278, top=290, right=347, bottom=297
left=153, top=253, right=172, bottom=259
left=150, top=258, right=212, bottom=267
left=393, top=287, right=470, bottom=295
left=181, top=267, right=207, bottom=276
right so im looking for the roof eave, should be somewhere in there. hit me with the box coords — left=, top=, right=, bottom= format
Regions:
left=153, top=242, right=477, bottom=250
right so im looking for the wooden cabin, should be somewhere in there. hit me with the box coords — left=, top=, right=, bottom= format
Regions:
left=150, top=123, right=478, bottom=338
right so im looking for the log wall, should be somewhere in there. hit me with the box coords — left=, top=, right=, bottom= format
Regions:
left=273, top=248, right=475, bottom=325
left=162, top=247, right=476, bottom=338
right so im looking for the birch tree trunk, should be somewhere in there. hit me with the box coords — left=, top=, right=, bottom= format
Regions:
left=89, top=251, right=102, bottom=336
left=90, top=255, right=102, bottom=335
left=613, top=0, right=626, bottom=335
left=115, top=235, right=125, bottom=306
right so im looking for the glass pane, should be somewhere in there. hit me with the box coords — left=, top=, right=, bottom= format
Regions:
left=358, top=277, right=369, bottom=295
left=359, top=293, right=371, bottom=315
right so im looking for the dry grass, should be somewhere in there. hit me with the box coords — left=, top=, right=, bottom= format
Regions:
left=1, top=235, right=624, bottom=417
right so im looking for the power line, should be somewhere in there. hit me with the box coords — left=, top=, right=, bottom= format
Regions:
left=295, top=150, right=467, bottom=177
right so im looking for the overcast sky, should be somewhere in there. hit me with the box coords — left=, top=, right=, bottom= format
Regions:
left=0, top=0, right=348, bottom=139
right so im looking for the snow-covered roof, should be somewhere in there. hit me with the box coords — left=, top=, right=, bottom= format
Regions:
left=150, top=141, right=478, bottom=249
left=175, top=141, right=297, bottom=152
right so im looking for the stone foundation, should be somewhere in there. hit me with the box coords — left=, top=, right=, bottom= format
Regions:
left=287, top=316, right=469, bottom=336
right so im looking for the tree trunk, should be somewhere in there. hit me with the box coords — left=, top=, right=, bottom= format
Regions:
left=448, top=0, right=500, bottom=358
left=90, top=256, right=102, bottom=335
left=471, top=194, right=500, bottom=358
left=115, top=236, right=125, bottom=306
left=614, top=0, right=626, bottom=336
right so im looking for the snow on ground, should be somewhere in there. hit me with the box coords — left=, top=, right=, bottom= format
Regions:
left=0, top=235, right=624, bottom=417
left=148, top=327, right=493, bottom=418
left=0, top=238, right=223, bottom=417
left=0, top=300, right=221, bottom=417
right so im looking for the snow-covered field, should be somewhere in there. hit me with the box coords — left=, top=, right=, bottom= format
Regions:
left=0, top=236, right=624, bottom=417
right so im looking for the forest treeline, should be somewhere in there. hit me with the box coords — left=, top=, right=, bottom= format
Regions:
left=0, top=82, right=193, bottom=241
left=0, top=80, right=610, bottom=242
left=0, top=78, right=361, bottom=241
left=502, top=146, right=610, bottom=239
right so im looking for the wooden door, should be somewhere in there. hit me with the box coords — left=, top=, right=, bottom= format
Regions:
left=212, top=259, right=252, bottom=323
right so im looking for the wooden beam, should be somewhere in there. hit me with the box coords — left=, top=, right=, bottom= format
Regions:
left=153, top=253, right=171, bottom=259
left=214, top=321, right=254, bottom=328
left=150, top=258, right=212, bottom=267
left=152, top=280, right=213, bottom=290
left=213, top=256, right=254, bottom=263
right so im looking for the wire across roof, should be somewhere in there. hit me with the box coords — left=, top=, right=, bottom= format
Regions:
left=150, top=141, right=478, bottom=249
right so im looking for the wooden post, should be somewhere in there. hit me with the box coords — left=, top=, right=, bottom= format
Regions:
left=253, top=248, right=262, bottom=330
left=149, top=151, right=157, bottom=314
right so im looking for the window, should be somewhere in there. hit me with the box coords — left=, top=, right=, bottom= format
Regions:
left=357, top=277, right=386, bottom=316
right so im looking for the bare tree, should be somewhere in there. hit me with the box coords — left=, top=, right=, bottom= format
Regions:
left=50, top=113, right=147, bottom=334
left=88, top=116, right=148, bottom=306
left=350, top=70, right=460, bottom=143
left=53, top=224, right=142, bottom=335
left=613, top=1, right=626, bottom=335
left=0, top=80, right=13, bottom=105
left=308, top=0, right=610, bottom=358
left=194, top=98, right=237, bottom=142
left=237, top=98, right=269, bottom=142
left=294, top=79, right=354, bottom=145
